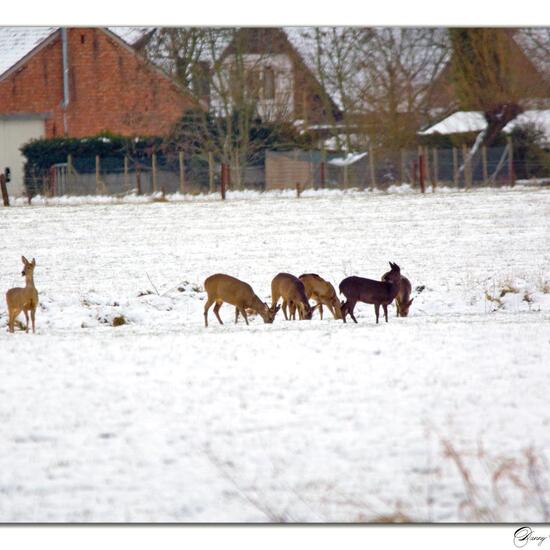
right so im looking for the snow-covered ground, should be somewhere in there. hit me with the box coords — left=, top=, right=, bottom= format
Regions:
left=0, top=187, right=549, bottom=523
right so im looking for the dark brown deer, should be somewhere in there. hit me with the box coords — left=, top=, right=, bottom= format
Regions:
left=299, top=273, right=342, bottom=320
left=204, top=274, right=279, bottom=327
left=381, top=270, right=413, bottom=317
left=271, top=273, right=313, bottom=320
left=339, top=262, right=401, bottom=324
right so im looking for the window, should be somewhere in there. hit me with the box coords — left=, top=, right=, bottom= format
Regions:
left=263, top=67, right=275, bottom=100
left=245, top=69, right=261, bottom=100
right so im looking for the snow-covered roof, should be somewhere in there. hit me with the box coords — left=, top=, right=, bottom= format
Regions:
left=329, top=152, right=367, bottom=166
left=419, top=110, right=550, bottom=142
left=0, top=27, right=152, bottom=79
left=506, top=110, right=550, bottom=142
left=418, top=111, right=487, bottom=135
left=0, top=27, right=57, bottom=77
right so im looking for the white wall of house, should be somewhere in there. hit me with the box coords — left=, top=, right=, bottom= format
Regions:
left=214, top=54, right=294, bottom=121
left=0, top=116, right=45, bottom=196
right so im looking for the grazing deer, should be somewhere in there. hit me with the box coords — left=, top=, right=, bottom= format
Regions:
left=381, top=270, right=413, bottom=317
left=6, top=256, right=39, bottom=333
left=271, top=273, right=313, bottom=320
left=299, top=273, right=342, bottom=320
left=204, top=273, right=279, bottom=327
left=339, top=262, right=401, bottom=324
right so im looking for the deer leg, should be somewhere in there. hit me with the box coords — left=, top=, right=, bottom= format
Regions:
left=282, top=300, right=289, bottom=320
left=235, top=308, right=239, bottom=324
left=374, top=304, right=380, bottom=324
left=213, top=301, right=224, bottom=325
left=31, top=308, right=36, bottom=333
left=318, top=303, right=323, bottom=320
left=239, top=307, right=249, bottom=326
left=8, top=309, right=15, bottom=333
left=204, top=297, right=215, bottom=327
left=340, top=301, right=348, bottom=323
left=348, top=301, right=358, bottom=323
left=383, top=304, right=389, bottom=322
left=24, top=310, right=29, bottom=333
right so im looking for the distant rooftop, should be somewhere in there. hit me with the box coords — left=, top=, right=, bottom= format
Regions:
left=0, top=27, right=152, bottom=78
left=419, top=109, right=550, bottom=143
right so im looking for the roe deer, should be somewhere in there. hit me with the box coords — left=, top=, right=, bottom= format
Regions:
left=381, top=270, right=413, bottom=317
left=204, top=274, right=279, bottom=327
left=339, top=262, right=401, bottom=324
left=271, top=273, right=313, bottom=320
left=6, top=256, right=39, bottom=333
left=299, top=273, right=342, bottom=320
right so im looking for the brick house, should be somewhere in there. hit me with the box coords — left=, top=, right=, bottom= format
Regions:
left=0, top=27, right=201, bottom=194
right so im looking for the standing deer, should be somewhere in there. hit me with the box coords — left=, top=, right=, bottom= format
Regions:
left=339, top=262, right=401, bottom=324
left=299, top=273, right=342, bottom=320
left=6, top=256, right=39, bottom=333
left=271, top=273, right=313, bottom=320
left=381, top=270, right=413, bottom=317
left=204, top=274, right=279, bottom=327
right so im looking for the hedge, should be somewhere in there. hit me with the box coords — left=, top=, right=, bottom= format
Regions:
left=20, top=132, right=164, bottom=171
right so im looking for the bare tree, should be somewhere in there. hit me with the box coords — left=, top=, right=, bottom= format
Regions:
left=154, top=28, right=303, bottom=190
left=305, top=27, right=450, bottom=151
left=355, top=28, right=450, bottom=149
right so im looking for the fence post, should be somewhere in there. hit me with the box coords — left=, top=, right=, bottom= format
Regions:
left=220, top=162, right=228, bottom=200
left=482, top=146, right=488, bottom=185
left=343, top=163, right=349, bottom=189
left=432, top=147, right=438, bottom=192
left=178, top=151, right=185, bottom=194
left=424, top=146, right=431, bottom=189
left=135, top=161, right=142, bottom=195
left=319, top=146, right=326, bottom=189
left=152, top=153, right=157, bottom=193
left=124, top=155, right=129, bottom=191
left=369, top=145, right=376, bottom=188
left=507, top=136, right=515, bottom=186
left=462, top=143, right=472, bottom=189
left=95, top=155, right=101, bottom=194
left=208, top=151, right=215, bottom=193
left=0, top=174, right=9, bottom=207
left=452, top=147, right=459, bottom=187
left=418, top=151, right=425, bottom=193
left=66, top=154, right=73, bottom=194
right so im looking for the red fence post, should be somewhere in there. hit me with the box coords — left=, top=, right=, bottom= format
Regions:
left=418, top=153, right=425, bottom=193
left=0, top=174, right=9, bottom=207
left=220, top=163, right=228, bottom=200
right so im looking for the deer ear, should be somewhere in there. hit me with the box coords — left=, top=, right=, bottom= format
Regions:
left=32, top=258, right=36, bottom=266
left=22, top=256, right=29, bottom=265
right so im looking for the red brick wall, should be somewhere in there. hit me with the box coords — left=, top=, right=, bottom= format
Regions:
left=0, top=28, right=199, bottom=137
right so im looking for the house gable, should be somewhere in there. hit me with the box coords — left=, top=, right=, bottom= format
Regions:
left=0, top=27, right=201, bottom=138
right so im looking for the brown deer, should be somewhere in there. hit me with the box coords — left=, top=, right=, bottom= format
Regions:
left=299, top=273, right=342, bottom=320
left=204, top=274, right=279, bottom=327
left=381, top=270, right=413, bottom=317
left=339, top=262, right=401, bottom=324
left=271, top=273, right=313, bottom=320
left=6, top=256, right=39, bottom=333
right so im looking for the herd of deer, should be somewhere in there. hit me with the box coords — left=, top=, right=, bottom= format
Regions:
left=4, top=257, right=413, bottom=334
left=203, top=262, right=413, bottom=327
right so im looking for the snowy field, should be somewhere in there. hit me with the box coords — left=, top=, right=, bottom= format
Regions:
left=0, top=186, right=549, bottom=523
